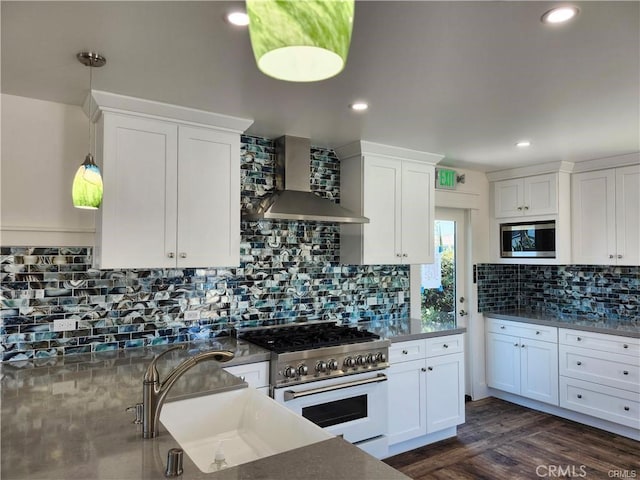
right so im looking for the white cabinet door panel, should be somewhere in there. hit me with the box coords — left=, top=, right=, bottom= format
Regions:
left=494, top=179, right=524, bottom=218
left=99, top=114, right=178, bottom=269
left=401, top=161, right=434, bottom=264
left=363, top=157, right=401, bottom=265
left=486, top=332, right=520, bottom=395
left=177, top=126, right=239, bottom=268
left=520, top=338, right=558, bottom=405
left=615, top=165, right=640, bottom=265
left=426, top=353, right=465, bottom=433
left=525, top=173, right=557, bottom=216
left=387, top=359, right=427, bottom=445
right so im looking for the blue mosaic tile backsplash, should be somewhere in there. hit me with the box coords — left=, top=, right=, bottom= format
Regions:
left=0, top=135, right=409, bottom=362
left=477, top=263, right=639, bottom=323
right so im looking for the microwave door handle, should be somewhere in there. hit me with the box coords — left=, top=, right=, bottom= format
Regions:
left=283, top=374, right=388, bottom=401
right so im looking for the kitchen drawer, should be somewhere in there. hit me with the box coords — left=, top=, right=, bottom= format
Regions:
left=486, top=317, right=557, bottom=342
left=559, top=328, right=639, bottom=357
left=389, top=339, right=426, bottom=363
left=224, top=362, right=269, bottom=389
left=559, top=345, right=639, bottom=393
left=425, top=334, right=464, bottom=357
left=560, top=376, right=640, bottom=429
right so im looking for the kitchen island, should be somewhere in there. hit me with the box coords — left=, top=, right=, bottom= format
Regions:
left=0, top=336, right=409, bottom=480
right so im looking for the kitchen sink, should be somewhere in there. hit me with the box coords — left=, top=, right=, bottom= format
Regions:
left=159, top=387, right=333, bottom=473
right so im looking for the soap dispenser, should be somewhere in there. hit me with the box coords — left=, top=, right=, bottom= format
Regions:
left=211, top=441, right=228, bottom=471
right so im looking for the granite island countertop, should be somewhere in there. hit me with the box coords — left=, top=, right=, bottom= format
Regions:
left=484, top=310, right=639, bottom=338
left=0, top=336, right=408, bottom=480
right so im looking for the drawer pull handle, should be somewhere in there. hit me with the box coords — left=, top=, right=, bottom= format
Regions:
left=577, top=361, right=582, bottom=366
left=443, top=344, right=449, bottom=349
left=402, top=350, right=408, bottom=355
left=577, top=337, right=582, bottom=342
left=624, top=406, right=630, bottom=411
left=623, top=371, right=629, bottom=375
left=500, top=326, right=506, bottom=329
left=623, top=344, right=629, bottom=349
left=577, top=394, right=582, bottom=399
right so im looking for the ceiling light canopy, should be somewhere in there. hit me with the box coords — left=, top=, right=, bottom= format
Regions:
left=246, top=0, right=355, bottom=82
left=541, top=6, right=579, bottom=24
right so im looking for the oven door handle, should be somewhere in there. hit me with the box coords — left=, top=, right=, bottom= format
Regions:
left=283, top=374, right=387, bottom=401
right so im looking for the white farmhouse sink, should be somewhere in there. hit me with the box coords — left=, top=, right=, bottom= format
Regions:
left=160, top=387, right=333, bottom=473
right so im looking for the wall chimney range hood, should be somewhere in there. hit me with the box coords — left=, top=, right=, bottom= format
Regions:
left=242, top=136, right=369, bottom=224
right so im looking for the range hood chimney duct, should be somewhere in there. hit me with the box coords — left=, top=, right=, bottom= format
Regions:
left=242, top=136, right=369, bottom=224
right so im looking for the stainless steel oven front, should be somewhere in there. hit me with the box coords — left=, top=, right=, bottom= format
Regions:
left=272, top=370, right=389, bottom=458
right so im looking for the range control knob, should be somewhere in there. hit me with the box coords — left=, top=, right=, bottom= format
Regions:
left=376, top=352, right=387, bottom=363
left=283, top=366, right=296, bottom=378
left=344, top=357, right=356, bottom=368
left=366, top=353, right=375, bottom=364
left=297, top=364, right=309, bottom=376
left=328, top=359, right=339, bottom=370
left=315, top=361, right=327, bottom=373
left=356, top=355, right=366, bottom=366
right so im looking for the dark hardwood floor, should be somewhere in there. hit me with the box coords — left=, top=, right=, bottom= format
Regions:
left=384, top=397, right=639, bottom=480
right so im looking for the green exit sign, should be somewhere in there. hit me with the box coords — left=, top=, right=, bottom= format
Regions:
left=436, top=168, right=457, bottom=190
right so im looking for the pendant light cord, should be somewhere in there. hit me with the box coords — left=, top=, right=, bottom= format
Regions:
left=88, top=64, right=93, bottom=155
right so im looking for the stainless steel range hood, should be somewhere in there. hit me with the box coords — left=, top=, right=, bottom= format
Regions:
left=242, top=136, right=369, bottom=224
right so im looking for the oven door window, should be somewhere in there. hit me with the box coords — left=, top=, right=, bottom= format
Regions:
left=301, top=395, right=368, bottom=428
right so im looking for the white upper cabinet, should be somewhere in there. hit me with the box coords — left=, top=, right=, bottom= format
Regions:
left=337, top=141, right=442, bottom=265
left=92, top=91, right=252, bottom=269
left=572, top=164, right=639, bottom=265
left=493, top=173, right=558, bottom=218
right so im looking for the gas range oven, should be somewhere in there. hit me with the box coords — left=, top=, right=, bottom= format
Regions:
left=238, top=322, right=390, bottom=459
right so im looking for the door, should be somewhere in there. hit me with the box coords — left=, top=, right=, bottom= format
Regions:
left=363, top=156, right=402, bottom=264
left=387, top=359, right=427, bottom=445
left=524, top=173, right=557, bottom=216
left=177, top=126, right=240, bottom=267
left=401, top=161, right=434, bottom=264
left=426, top=352, right=465, bottom=433
left=494, top=178, right=524, bottom=218
left=615, top=165, right=640, bottom=265
left=520, top=338, right=559, bottom=405
left=98, top=113, right=178, bottom=269
left=486, top=332, right=520, bottom=395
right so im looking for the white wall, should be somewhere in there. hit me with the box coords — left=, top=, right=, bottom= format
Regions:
left=1, top=94, right=96, bottom=246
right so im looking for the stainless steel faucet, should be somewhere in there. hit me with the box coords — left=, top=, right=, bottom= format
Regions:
left=141, top=344, right=235, bottom=439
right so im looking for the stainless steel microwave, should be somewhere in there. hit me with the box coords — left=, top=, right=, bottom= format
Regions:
left=500, top=221, right=556, bottom=258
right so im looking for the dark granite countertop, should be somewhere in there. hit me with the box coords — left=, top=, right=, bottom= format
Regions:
left=357, top=318, right=466, bottom=343
left=0, top=337, right=408, bottom=480
left=484, top=310, right=640, bottom=338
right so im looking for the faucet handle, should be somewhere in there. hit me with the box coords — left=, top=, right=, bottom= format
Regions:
left=126, top=403, right=143, bottom=424
left=144, top=344, right=188, bottom=383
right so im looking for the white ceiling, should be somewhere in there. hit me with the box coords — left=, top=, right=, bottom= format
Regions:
left=2, top=1, right=638, bottom=172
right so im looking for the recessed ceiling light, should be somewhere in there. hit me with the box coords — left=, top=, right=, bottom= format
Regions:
left=516, top=140, right=531, bottom=148
left=226, top=11, right=250, bottom=26
left=541, top=6, right=579, bottom=24
left=350, top=102, right=369, bottom=112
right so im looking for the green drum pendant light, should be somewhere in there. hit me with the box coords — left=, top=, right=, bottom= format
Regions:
left=72, top=52, right=106, bottom=209
left=246, top=0, right=355, bottom=82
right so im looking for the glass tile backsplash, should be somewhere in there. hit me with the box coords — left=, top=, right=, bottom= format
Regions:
left=477, top=263, right=639, bottom=323
left=0, top=135, right=409, bottom=362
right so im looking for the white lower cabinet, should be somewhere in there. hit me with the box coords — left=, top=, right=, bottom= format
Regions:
left=387, top=334, right=465, bottom=455
left=486, top=318, right=559, bottom=405
left=224, top=361, right=270, bottom=395
left=559, top=328, right=639, bottom=429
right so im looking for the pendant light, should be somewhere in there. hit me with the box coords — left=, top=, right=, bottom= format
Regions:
left=72, top=51, right=106, bottom=210
left=246, top=0, right=355, bottom=82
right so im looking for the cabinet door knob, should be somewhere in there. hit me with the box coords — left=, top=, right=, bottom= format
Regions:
left=427, top=366, right=433, bottom=371
left=577, top=394, right=582, bottom=399
left=535, top=331, right=541, bottom=335
left=167, top=252, right=175, bottom=259
left=609, top=254, right=615, bottom=259
left=514, top=343, right=519, bottom=347
left=523, top=205, right=529, bottom=210
left=421, top=367, right=427, bottom=372
left=396, top=253, right=402, bottom=258
left=576, top=337, right=582, bottom=342
left=521, top=344, right=525, bottom=348
left=443, top=344, right=449, bottom=349
left=402, top=350, right=408, bottom=355
left=179, top=252, right=187, bottom=259
left=517, top=206, right=523, bottom=211
left=623, top=344, right=629, bottom=349
left=500, top=325, right=506, bottom=329
left=623, top=371, right=629, bottom=375
left=624, top=406, right=630, bottom=411
left=577, top=361, right=582, bottom=366
left=402, top=253, right=408, bottom=257
left=617, top=254, right=623, bottom=259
